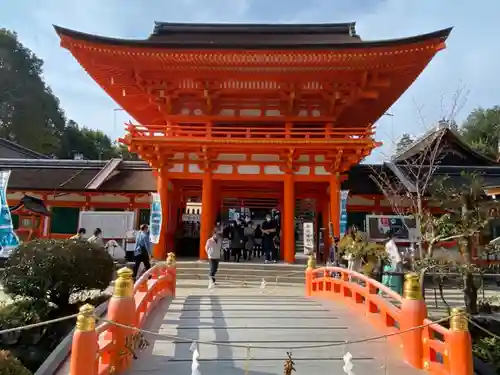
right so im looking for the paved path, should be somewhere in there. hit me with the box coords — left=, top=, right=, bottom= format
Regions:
left=127, top=281, right=425, bottom=375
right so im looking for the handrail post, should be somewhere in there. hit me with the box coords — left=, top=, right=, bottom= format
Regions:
left=166, top=252, right=177, bottom=297
left=305, top=255, right=315, bottom=297
left=448, top=308, right=473, bottom=375
left=400, top=273, right=427, bottom=369
left=69, top=304, right=98, bottom=375
left=107, top=267, right=136, bottom=373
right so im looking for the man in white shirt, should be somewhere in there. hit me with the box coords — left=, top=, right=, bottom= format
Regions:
left=205, top=230, right=221, bottom=288
left=381, top=230, right=403, bottom=294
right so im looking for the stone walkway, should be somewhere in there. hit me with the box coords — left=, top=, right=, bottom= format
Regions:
left=127, top=280, right=425, bottom=375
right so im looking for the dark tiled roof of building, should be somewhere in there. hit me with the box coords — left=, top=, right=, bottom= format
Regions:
left=3, top=158, right=500, bottom=195
left=53, top=23, right=451, bottom=50
left=0, top=138, right=50, bottom=159
left=393, top=127, right=498, bottom=167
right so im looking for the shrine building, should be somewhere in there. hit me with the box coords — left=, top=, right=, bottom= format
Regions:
left=49, top=22, right=453, bottom=262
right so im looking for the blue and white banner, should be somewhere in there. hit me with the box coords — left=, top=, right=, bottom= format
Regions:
left=149, top=192, right=162, bottom=244
left=339, top=190, right=349, bottom=237
left=0, top=170, right=19, bottom=257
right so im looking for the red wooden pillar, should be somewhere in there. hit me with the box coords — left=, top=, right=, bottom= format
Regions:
left=153, top=168, right=169, bottom=260
left=329, top=174, right=341, bottom=239
left=321, top=198, right=330, bottom=263
left=283, top=173, right=295, bottom=263
left=199, top=171, right=213, bottom=260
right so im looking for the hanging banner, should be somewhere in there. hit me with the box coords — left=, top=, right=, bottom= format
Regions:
left=302, top=222, right=314, bottom=255
left=339, top=190, right=349, bottom=237
left=0, top=170, right=19, bottom=257
left=149, top=192, right=162, bottom=244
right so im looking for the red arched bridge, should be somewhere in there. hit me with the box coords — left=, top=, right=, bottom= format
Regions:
left=63, top=256, right=473, bottom=375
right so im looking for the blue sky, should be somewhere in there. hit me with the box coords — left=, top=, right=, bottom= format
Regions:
left=2, top=0, right=499, bottom=162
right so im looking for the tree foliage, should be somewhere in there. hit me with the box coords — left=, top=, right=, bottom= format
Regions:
left=415, top=173, right=500, bottom=314
left=2, top=239, right=114, bottom=309
left=395, top=133, right=415, bottom=154
left=461, top=106, right=500, bottom=160
left=0, top=29, right=139, bottom=160
left=0, top=350, right=32, bottom=375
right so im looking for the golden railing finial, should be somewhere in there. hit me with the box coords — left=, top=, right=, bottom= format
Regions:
left=166, top=252, right=176, bottom=267
left=450, top=307, right=468, bottom=332
left=76, top=304, right=95, bottom=332
left=114, top=267, right=134, bottom=298
left=307, top=254, right=316, bottom=269
left=403, top=272, right=422, bottom=300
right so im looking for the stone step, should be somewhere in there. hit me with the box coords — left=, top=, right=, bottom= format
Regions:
left=175, top=260, right=308, bottom=270
left=178, top=266, right=305, bottom=277
left=176, top=274, right=304, bottom=284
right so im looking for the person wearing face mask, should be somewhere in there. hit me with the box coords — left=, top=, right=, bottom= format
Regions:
left=261, top=214, right=277, bottom=263
left=230, top=220, right=244, bottom=262
left=132, top=224, right=152, bottom=279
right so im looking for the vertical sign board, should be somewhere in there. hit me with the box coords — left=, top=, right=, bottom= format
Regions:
left=303, top=222, right=314, bottom=255
left=149, top=192, right=162, bottom=244
left=339, top=190, right=349, bottom=237
left=0, top=171, right=19, bottom=257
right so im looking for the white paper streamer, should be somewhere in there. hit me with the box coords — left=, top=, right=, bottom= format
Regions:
left=259, top=278, right=266, bottom=293
left=190, top=341, right=201, bottom=375
left=343, top=352, right=355, bottom=375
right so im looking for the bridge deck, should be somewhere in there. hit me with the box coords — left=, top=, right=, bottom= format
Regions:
left=127, top=280, right=425, bottom=375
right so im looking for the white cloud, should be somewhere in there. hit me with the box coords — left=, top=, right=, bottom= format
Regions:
left=1, top=0, right=499, bottom=162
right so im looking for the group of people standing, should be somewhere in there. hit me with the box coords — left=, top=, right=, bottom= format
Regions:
left=70, top=224, right=153, bottom=280
left=205, top=213, right=280, bottom=287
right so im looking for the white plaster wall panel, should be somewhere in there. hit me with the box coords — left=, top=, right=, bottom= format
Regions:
left=295, top=166, right=310, bottom=175
left=180, top=108, right=190, bottom=114
left=90, top=194, right=130, bottom=203
left=173, top=153, right=185, bottom=160
left=135, top=195, right=152, bottom=203
left=297, top=155, right=310, bottom=162
left=237, top=166, right=260, bottom=174
left=189, top=164, right=202, bottom=173
left=219, top=109, right=235, bottom=116
left=217, top=154, right=246, bottom=161
left=169, top=164, right=184, bottom=173
left=315, top=155, right=326, bottom=162
left=315, top=166, right=330, bottom=175
left=251, top=154, right=280, bottom=162
left=265, top=109, right=281, bottom=116
left=7, top=192, right=27, bottom=200
left=188, top=153, right=199, bottom=160
left=240, top=109, right=261, bottom=117
left=348, top=196, right=375, bottom=206
left=55, top=193, right=87, bottom=202
left=380, top=198, right=412, bottom=207
left=264, top=166, right=284, bottom=175
left=298, top=110, right=307, bottom=117
left=214, top=165, right=233, bottom=174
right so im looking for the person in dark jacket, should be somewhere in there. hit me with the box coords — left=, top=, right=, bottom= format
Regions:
left=253, top=224, right=263, bottom=258
left=230, top=220, right=245, bottom=262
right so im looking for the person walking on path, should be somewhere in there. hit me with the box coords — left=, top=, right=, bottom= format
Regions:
left=205, top=230, right=222, bottom=288
left=133, top=224, right=152, bottom=279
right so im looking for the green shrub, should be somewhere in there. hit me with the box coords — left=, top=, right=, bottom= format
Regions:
left=2, top=239, right=114, bottom=308
left=473, top=336, right=500, bottom=374
left=0, top=350, right=32, bottom=375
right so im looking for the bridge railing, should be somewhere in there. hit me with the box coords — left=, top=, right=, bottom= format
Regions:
left=305, top=263, right=473, bottom=375
left=68, top=254, right=177, bottom=375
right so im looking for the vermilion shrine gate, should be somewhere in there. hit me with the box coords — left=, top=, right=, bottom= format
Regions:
left=55, top=22, right=451, bottom=262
